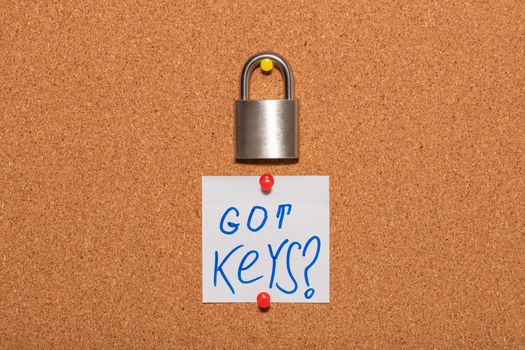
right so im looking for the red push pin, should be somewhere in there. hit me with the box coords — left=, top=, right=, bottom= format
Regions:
left=257, top=292, right=271, bottom=309
left=259, top=173, right=274, bottom=192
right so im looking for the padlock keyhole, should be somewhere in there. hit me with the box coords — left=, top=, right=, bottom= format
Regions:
left=249, top=68, right=285, bottom=100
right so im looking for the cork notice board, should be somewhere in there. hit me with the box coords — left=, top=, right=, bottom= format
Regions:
left=1, top=1, right=524, bottom=348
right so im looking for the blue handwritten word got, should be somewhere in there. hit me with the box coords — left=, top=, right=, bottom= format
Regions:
left=219, top=204, right=293, bottom=234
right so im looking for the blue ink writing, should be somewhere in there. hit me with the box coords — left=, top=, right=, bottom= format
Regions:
left=238, top=250, right=263, bottom=284
left=247, top=206, right=268, bottom=232
left=276, top=241, right=302, bottom=294
left=214, top=244, right=243, bottom=294
left=276, top=204, right=292, bottom=229
left=219, top=207, right=240, bottom=235
left=302, top=235, right=321, bottom=299
left=267, top=239, right=289, bottom=289
left=213, top=203, right=323, bottom=301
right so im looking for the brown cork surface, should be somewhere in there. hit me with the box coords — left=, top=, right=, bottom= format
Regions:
left=1, top=1, right=524, bottom=348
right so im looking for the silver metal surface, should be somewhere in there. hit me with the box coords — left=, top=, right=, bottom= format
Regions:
left=236, top=52, right=299, bottom=160
left=236, top=99, right=298, bottom=159
left=240, top=52, right=294, bottom=100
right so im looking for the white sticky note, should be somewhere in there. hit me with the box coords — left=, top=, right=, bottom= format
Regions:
left=202, top=176, right=329, bottom=303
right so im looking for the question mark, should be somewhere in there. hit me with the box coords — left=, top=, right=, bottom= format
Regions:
left=302, top=235, right=321, bottom=299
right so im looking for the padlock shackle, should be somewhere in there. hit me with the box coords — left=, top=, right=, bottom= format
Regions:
left=240, top=52, right=294, bottom=100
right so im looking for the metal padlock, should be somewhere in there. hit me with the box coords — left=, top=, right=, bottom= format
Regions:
left=236, top=52, right=298, bottom=160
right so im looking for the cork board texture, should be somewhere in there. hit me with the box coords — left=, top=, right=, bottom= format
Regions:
left=1, top=1, right=524, bottom=348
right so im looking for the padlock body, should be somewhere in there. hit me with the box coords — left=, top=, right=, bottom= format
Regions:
left=236, top=99, right=298, bottom=160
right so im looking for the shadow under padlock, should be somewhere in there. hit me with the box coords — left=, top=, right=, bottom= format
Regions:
left=235, top=52, right=299, bottom=162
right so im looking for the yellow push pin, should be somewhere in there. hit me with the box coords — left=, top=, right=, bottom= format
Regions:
left=260, top=58, right=274, bottom=72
